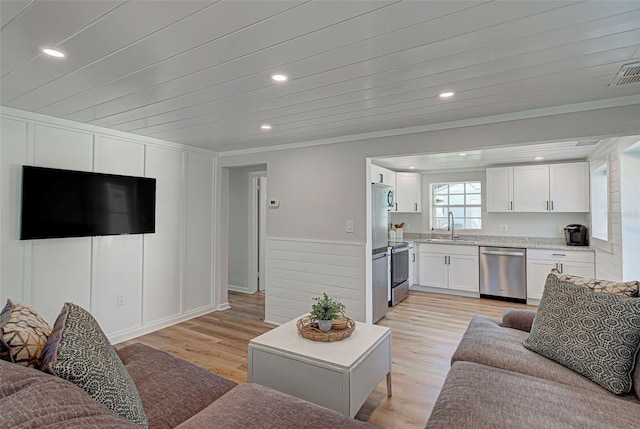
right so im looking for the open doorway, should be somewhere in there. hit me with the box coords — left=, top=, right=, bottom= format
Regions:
left=228, top=165, right=267, bottom=295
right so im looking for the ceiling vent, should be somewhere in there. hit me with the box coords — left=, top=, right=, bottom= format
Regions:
left=574, top=140, right=599, bottom=147
left=610, top=62, right=640, bottom=86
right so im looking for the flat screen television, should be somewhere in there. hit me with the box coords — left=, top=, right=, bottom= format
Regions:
left=20, top=166, right=156, bottom=240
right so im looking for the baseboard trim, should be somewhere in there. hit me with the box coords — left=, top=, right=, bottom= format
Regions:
left=228, top=284, right=252, bottom=294
left=410, top=285, right=480, bottom=299
left=218, top=302, right=231, bottom=311
left=109, top=305, right=217, bottom=344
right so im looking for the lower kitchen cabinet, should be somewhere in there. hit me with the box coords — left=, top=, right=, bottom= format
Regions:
left=526, top=249, right=595, bottom=301
left=419, top=244, right=479, bottom=293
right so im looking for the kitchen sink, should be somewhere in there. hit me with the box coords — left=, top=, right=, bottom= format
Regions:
left=424, top=238, right=478, bottom=244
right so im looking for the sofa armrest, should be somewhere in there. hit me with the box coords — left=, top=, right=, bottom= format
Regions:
left=501, top=309, right=537, bottom=332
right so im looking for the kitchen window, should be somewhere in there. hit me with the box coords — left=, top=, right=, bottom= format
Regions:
left=431, top=182, right=482, bottom=230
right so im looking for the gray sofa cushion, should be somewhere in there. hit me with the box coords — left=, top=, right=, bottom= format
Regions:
left=451, top=315, right=628, bottom=397
left=117, top=343, right=237, bottom=429
left=175, top=383, right=378, bottom=429
left=426, top=361, right=640, bottom=429
left=40, top=303, right=148, bottom=427
left=0, top=359, right=139, bottom=428
left=524, top=279, right=640, bottom=394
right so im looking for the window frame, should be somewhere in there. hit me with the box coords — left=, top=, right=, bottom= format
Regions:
left=430, top=181, right=482, bottom=231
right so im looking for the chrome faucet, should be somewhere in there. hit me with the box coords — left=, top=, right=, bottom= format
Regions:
left=448, top=211, right=455, bottom=240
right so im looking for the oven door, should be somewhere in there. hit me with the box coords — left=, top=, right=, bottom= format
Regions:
left=391, top=246, right=409, bottom=287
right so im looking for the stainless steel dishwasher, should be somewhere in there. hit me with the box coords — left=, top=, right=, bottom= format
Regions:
left=479, top=246, right=526, bottom=303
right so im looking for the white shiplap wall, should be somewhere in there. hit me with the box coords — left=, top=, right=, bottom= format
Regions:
left=265, top=237, right=365, bottom=325
left=588, top=136, right=639, bottom=281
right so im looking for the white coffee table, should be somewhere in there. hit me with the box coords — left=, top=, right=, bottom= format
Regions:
left=247, top=315, right=392, bottom=418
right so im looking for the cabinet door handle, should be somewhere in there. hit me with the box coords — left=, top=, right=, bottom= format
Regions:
left=412, top=254, right=415, bottom=262
left=414, top=202, right=417, bottom=211
left=551, top=200, right=554, bottom=211
left=510, top=201, right=513, bottom=211
left=552, top=253, right=566, bottom=257
left=560, top=263, right=563, bottom=273
left=395, top=202, right=398, bottom=211
left=379, top=174, right=383, bottom=184
left=555, top=262, right=559, bottom=271
left=546, top=201, right=549, bottom=210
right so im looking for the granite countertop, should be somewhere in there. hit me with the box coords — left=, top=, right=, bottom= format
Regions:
left=403, top=233, right=594, bottom=252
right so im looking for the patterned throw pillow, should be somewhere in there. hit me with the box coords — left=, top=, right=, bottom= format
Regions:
left=524, top=274, right=640, bottom=394
left=0, top=299, right=51, bottom=368
left=549, top=268, right=639, bottom=296
left=40, top=303, right=148, bottom=428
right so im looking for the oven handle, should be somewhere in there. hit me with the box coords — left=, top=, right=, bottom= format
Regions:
left=391, top=246, right=410, bottom=254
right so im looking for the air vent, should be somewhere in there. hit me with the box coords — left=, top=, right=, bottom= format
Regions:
left=574, top=140, right=599, bottom=147
left=610, top=62, right=640, bottom=86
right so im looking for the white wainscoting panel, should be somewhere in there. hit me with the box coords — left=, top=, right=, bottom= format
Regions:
left=0, top=118, right=28, bottom=302
left=183, top=152, right=214, bottom=312
left=31, top=237, right=92, bottom=324
left=31, top=125, right=94, bottom=324
left=143, top=145, right=184, bottom=324
left=92, top=137, right=146, bottom=336
left=265, top=237, right=366, bottom=325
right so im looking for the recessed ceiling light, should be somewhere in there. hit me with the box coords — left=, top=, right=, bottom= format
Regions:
left=271, top=73, right=288, bottom=83
left=458, top=152, right=467, bottom=156
left=260, top=124, right=272, bottom=131
left=409, top=166, right=415, bottom=169
left=40, top=47, right=66, bottom=58
left=534, top=156, right=544, bottom=161
left=438, top=91, right=455, bottom=99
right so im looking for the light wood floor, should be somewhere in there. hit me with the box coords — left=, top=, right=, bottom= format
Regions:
left=118, top=291, right=533, bottom=428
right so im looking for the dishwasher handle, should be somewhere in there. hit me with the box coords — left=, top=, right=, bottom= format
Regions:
left=481, top=250, right=525, bottom=257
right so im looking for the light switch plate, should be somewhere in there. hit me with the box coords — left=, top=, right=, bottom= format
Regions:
left=346, top=219, right=354, bottom=233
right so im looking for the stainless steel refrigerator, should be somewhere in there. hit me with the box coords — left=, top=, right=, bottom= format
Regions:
left=372, top=183, right=392, bottom=323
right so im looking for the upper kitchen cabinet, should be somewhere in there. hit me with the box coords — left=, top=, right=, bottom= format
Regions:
left=395, top=172, right=422, bottom=212
left=513, top=164, right=550, bottom=212
left=486, top=167, right=513, bottom=212
left=370, top=164, right=396, bottom=186
left=549, top=163, right=590, bottom=212
left=486, top=162, right=589, bottom=213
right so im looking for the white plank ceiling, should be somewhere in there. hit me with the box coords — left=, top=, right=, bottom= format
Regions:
left=1, top=0, right=639, bottom=153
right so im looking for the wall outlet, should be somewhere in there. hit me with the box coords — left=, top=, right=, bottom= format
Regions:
left=346, top=219, right=354, bottom=233
left=498, top=224, right=508, bottom=232
left=116, top=294, right=126, bottom=306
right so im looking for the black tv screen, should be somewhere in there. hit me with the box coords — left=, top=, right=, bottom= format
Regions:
left=20, top=166, right=156, bottom=240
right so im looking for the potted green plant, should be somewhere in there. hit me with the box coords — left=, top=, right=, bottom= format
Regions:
left=310, top=292, right=346, bottom=332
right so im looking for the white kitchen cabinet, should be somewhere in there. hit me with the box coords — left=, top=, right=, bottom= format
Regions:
left=370, top=164, right=396, bottom=186
left=526, top=248, right=595, bottom=301
left=395, top=172, right=422, bottom=212
left=419, top=244, right=479, bottom=293
left=486, top=162, right=589, bottom=213
left=371, top=164, right=396, bottom=212
left=408, top=243, right=416, bottom=286
left=486, top=167, right=513, bottom=212
left=513, top=164, right=550, bottom=212
left=549, top=163, right=590, bottom=212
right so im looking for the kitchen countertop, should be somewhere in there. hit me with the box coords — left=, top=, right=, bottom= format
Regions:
left=403, top=233, right=594, bottom=252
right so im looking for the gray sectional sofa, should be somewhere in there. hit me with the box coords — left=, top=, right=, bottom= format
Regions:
left=425, top=309, right=640, bottom=429
left=1, top=342, right=377, bottom=429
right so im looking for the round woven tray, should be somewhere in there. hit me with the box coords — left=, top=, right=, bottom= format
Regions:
left=296, top=316, right=355, bottom=342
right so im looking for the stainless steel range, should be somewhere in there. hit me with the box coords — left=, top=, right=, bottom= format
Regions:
left=390, top=242, right=409, bottom=306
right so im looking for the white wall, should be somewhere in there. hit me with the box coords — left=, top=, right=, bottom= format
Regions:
left=217, top=103, right=640, bottom=322
left=389, top=169, right=589, bottom=238
left=0, top=108, right=218, bottom=343
left=620, top=142, right=640, bottom=282
left=588, top=135, right=640, bottom=281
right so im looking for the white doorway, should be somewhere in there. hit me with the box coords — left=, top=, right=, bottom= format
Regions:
left=249, top=172, right=267, bottom=293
